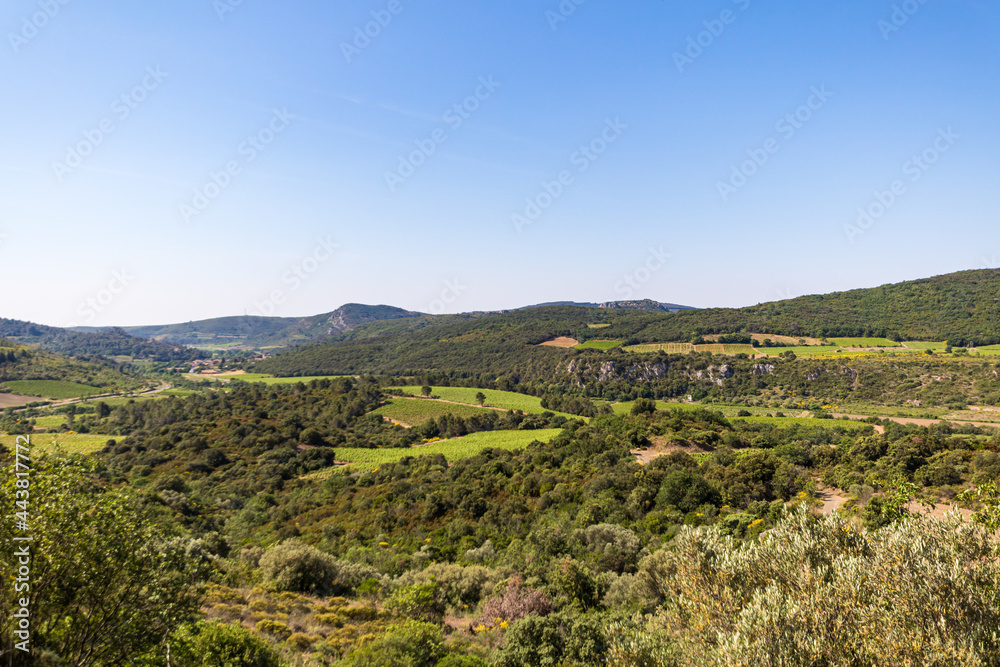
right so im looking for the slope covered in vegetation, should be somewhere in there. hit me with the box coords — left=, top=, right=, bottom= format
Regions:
left=256, top=269, right=1000, bottom=378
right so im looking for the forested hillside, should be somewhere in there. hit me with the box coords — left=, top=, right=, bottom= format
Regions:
left=114, top=304, right=426, bottom=348
left=645, top=269, right=1000, bottom=345
left=0, top=319, right=199, bottom=362
left=0, top=337, right=145, bottom=395
left=256, top=270, right=1000, bottom=378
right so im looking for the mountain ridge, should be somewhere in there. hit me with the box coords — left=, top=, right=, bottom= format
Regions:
left=253, top=268, right=1000, bottom=377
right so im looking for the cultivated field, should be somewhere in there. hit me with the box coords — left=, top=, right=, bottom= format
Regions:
left=575, top=339, right=623, bottom=350
left=611, top=400, right=696, bottom=415
left=2, top=380, right=104, bottom=400
left=829, top=337, right=901, bottom=348
left=191, top=373, right=350, bottom=385
left=622, top=343, right=695, bottom=354
left=0, top=433, right=110, bottom=455
left=733, top=416, right=875, bottom=431
left=902, top=341, right=947, bottom=350
left=372, top=397, right=496, bottom=425
left=539, top=337, right=579, bottom=348
left=332, top=428, right=564, bottom=471
left=31, top=415, right=66, bottom=429
left=717, top=344, right=757, bottom=355
left=0, top=393, right=37, bottom=408
left=757, top=345, right=844, bottom=356
left=393, top=386, right=575, bottom=417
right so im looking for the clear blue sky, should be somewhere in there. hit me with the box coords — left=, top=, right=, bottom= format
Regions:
left=1, top=0, right=997, bottom=326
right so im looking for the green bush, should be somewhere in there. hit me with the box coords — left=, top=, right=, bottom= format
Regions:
left=260, top=540, right=338, bottom=594
left=140, top=622, right=283, bottom=667
left=259, top=539, right=380, bottom=595
left=338, top=620, right=443, bottom=667
left=492, top=612, right=609, bottom=667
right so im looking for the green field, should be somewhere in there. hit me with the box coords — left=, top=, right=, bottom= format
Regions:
left=1, top=380, right=105, bottom=400
left=372, top=397, right=497, bottom=425
left=245, top=375, right=350, bottom=386
left=333, top=428, right=564, bottom=471
left=719, top=344, right=757, bottom=355
left=611, top=400, right=699, bottom=416
left=586, top=323, right=611, bottom=329
left=828, top=337, right=900, bottom=348
left=623, top=343, right=695, bottom=354
left=575, top=340, right=623, bottom=350
left=0, top=433, right=111, bottom=455
left=193, top=373, right=352, bottom=386
left=733, top=416, right=874, bottom=430
left=623, top=343, right=778, bottom=356
left=393, top=387, right=575, bottom=418
left=757, top=345, right=843, bottom=357
left=902, top=341, right=947, bottom=350
left=31, top=415, right=66, bottom=429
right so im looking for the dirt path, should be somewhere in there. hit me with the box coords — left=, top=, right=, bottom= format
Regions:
left=831, top=413, right=1000, bottom=430
left=815, top=485, right=851, bottom=515
left=632, top=438, right=714, bottom=465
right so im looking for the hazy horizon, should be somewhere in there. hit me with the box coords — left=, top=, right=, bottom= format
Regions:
left=2, top=1, right=997, bottom=327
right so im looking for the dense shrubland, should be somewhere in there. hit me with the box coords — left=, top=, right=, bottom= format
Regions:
left=2, top=375, right=1000, bottom=664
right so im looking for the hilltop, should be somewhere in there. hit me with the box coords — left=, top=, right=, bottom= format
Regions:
left=86, top=303, right=426, bottom=349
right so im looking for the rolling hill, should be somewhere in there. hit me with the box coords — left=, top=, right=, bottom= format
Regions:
left=80, top=303, right=426, bottom=349
left=0, top=319, right=199, bottom=362
left=0, top=337, right=145, bottom=398
left=254, top=269, right=1000, bottom=377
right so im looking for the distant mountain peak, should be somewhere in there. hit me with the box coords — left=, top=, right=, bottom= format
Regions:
left=321, top=304, right=424, bottom=335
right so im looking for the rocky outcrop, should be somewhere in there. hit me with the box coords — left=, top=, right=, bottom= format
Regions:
left=565, top=359, right=670, bottom=384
